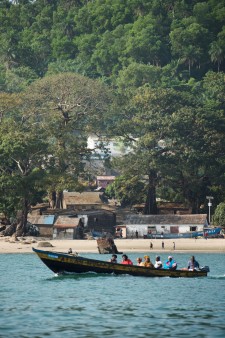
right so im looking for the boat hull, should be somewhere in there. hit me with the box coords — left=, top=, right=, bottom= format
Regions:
left=147, top=227, right=222, bottom=239
left=32, top=248, right=208, bottom=278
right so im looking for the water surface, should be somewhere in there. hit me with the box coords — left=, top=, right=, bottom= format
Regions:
left=0, top=252, right=225, bottom=337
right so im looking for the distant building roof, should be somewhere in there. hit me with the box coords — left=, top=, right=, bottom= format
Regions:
left=97, top=176, right=116, bottom=180
left=125, top=214, right=208, bottom=225
left=63, top=192, right=107, bottom=205
left=53, top=216, right=81, bottom=229
left=28, top=215, right=55, bottom=225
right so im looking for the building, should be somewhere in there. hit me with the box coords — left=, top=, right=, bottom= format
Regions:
left=27, top=215, right=55, bottom=237
left=53, top=216, right=84, bottom=240
left=77, top=209, right=116, bottom=235
left=96, top=176, right=116, bottom=189
left=124, top=214, right=208, bottom=238
left=63, top=191, right=108, bottom=210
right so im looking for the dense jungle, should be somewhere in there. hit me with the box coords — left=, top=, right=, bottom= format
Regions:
left=1, top=0, right=225, bottom=233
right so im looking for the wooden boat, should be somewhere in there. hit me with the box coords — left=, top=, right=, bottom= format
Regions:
left=147, top=227, right=222, bottom=239
left=32, top=248, right=209, bottom=278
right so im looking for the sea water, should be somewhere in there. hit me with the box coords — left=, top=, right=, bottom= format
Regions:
left=0, top=252, right=225, bottom=338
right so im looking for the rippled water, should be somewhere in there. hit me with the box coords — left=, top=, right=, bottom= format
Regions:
left=0, top=252, right=225, bottom=338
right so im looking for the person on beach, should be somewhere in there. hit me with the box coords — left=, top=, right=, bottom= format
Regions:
left=68, top=248, right=72, bottom=254
left=136, top=257, right=142, bottom=266
left=109, top=254, right=117, bottom=263
left=154, top=256, right=162, bottom=269
left=162, top=241, right=164, bottom=249
left=140, top=255, right=154, bottom=268
left=164, top=256, right=177, bottom=270
left=150, top=242, right=153, bottom=249
left=173, top=242, right=175, bottom=250
left=121, top=254, right=133, bottom=265
left=187, top=256, right=199, bottom=270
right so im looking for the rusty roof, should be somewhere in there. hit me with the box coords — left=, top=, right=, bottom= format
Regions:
left=53, top=216, right=81, bottom=229
left=125, top=214, right=208, bottom=225
left=63, top=192, right=106, bottom=205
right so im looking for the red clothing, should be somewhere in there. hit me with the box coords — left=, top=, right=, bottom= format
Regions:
left=121, top=259, right=133, bottom=265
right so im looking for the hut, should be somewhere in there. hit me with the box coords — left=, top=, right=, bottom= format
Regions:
left=53, top=216, right=84, bottom=240
left=62, top=191, right=108, bottom=210
left=27, top=215, right=55, bottom=237
left=124, top=214, right=208, bottom=238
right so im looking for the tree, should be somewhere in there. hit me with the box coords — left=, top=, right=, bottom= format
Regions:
left=105, top=175, right=146, bottom=208
left=170, top=18, right=209, bottom=75
left=0, top=118, right=49, bottom=236
left=209, top=41, right=224, bottom=72
left=213, top=202, right=225, bottom=227
left=21, top=72, right=114, bottom=208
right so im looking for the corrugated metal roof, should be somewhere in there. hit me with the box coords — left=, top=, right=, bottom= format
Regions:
left=63, top=192, right=105, bottom=205
left=54, top=216, right=80, bottom=228
left=28, top=215, right=55, bottom=225
left=125, top=214, right=207, bottom=225
left=97, top=176, right=116, bottom=180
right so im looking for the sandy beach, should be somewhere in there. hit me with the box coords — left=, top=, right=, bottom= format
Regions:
left=0, top=236, right=225, bottom=254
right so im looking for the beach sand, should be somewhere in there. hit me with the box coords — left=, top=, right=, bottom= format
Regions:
left=0, top=236, right=225, bottom=254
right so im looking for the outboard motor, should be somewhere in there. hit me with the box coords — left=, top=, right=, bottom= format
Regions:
left=200, top=266, right=210, bottom=272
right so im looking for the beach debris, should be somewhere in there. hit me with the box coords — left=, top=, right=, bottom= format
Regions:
left=37, top=241, right=53, bottom=248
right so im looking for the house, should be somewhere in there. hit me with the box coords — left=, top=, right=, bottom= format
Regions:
left=96, top=176, right=116, bottom=189
left=27, top=215, right=55, bottom=237
left=124, top=214, right=208, bottom=238
left=77, top=209, right=116, bottom=235
left=53, top=216, right=84, bottom=240
left=62, top=192, right=108, bottom=210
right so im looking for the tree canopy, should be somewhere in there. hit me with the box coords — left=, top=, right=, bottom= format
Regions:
left=1, top=0, right=225, bottom=226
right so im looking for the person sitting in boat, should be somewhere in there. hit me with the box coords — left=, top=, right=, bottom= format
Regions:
left=136, top=257, right=142, bottom=266
left=154, top=256, right=162, bottom=269
left=140, top=255, right=154, bottom=268
left=109, top=254, right=117, bottom=263
left=164, top=256, right=177, bottom=270
left=121, top=254, right=133, bottom=265
left=188, top=256, right=200, bottom=270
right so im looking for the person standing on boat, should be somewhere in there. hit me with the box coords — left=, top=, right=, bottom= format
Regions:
left=188, top=256, right=199, bottom=270
left=121, top=254, right=133, bottom=265
left=164, top=256, right=177, bottom=270
left=154, top=256, right=162, bottom=269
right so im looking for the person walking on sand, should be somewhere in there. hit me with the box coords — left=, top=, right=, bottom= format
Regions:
left=162, top=241, right=164, bottom=249
left=150, top=242, right=153, bottom=249
left=173, top=242, right=175, bottom=250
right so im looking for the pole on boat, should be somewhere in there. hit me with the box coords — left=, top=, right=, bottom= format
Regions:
left=206, top=196, right=214, bottom=225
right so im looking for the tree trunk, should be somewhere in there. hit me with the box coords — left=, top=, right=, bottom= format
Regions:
left=56, top=191, right=63, bottom=209
left=144, top=171, right=158, bottom=215
left=15, top=198, right=29, bottom=237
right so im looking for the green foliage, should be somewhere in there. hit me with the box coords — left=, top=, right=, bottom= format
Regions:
left=1, top=0, right=225, bottom=217
left=212, top=202, right=225, bottom=227
left=105, top=175, right=146, bottom=207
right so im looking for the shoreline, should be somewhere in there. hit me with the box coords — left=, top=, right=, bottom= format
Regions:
left=0, top=237, right=225, bottom=254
